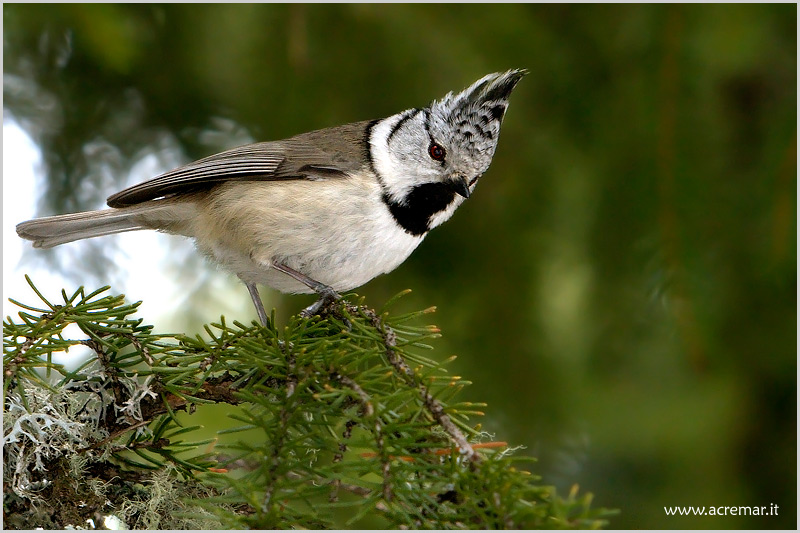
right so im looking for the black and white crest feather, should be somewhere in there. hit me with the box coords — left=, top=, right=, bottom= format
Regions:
left=369, top=69, right=527, bottom=236
left=428, top=69, right=527, bottom=180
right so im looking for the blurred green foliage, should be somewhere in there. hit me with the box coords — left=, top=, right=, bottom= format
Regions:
left=4, top=4, right=796, bottom=529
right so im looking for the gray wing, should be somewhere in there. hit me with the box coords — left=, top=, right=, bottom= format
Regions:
left=106, top=120, right=372, bottom=208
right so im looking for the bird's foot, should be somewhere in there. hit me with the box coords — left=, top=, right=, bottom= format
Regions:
left=300, top=286, right=342, bottom=318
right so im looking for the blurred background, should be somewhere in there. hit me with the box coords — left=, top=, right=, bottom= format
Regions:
left=3, top=4, right=796, bottom=529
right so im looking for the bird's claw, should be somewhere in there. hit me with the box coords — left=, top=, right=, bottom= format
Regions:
left=300, top=287, right=342, bottom=318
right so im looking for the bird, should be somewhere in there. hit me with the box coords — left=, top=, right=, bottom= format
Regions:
left=17, top=69, right=526, bottom=326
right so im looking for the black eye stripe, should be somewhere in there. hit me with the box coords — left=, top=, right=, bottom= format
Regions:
left=422, top=108, right=445, bottom=163
left=423, top=107, right=432, bottom=135
left=386, top=108, right=422, bottom=145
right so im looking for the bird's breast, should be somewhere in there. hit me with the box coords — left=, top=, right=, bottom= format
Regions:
left=191, top=176, right=425, bottom=293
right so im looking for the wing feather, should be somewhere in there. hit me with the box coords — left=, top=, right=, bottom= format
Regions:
left=106, top=120, right=372, bottom=208
left=107, top=143, right=287, bottom=207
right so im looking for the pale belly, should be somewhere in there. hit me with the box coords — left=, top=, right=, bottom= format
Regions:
left=188, top=178, right=425, bottom=294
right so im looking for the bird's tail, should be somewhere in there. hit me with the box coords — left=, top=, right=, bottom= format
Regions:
left=16, top=203, right=180, bottom=249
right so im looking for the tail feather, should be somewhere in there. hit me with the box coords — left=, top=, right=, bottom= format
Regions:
left=16, top=204, right=173, bottom=249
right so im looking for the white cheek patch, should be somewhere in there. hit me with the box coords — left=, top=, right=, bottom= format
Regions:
left=370, top=113, right=406, bottom=202
left=370, top=111, right=440, bottom=203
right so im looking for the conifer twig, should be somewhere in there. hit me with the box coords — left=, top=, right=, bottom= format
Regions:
left=340, top=302, right=480, bottom=463
left=337, top=373, right=392, bottom=501
left=79, top=419, right=152, bottom=452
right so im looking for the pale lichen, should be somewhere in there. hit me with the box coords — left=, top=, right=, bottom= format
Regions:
left=3, top=386, right=106, bottom=500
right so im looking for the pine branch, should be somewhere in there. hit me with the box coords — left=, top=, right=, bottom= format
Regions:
left=338, top=301, right=480, bottom=463
left=3, top=277, right=614, bottom=529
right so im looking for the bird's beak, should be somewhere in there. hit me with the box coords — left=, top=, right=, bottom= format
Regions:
left=449, top=176, right=471, bottom=199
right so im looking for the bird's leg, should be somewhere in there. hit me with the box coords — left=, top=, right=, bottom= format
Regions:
left=271, top=261, right=341, bottom=317
left=241, top=278, right=270, bottom=327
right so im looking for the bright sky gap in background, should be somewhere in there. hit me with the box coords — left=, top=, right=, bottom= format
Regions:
left=3, top=118, right=257, bottom=364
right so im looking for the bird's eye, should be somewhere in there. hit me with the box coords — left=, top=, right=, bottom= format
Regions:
left=428, top=143, right=446, bottom=161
